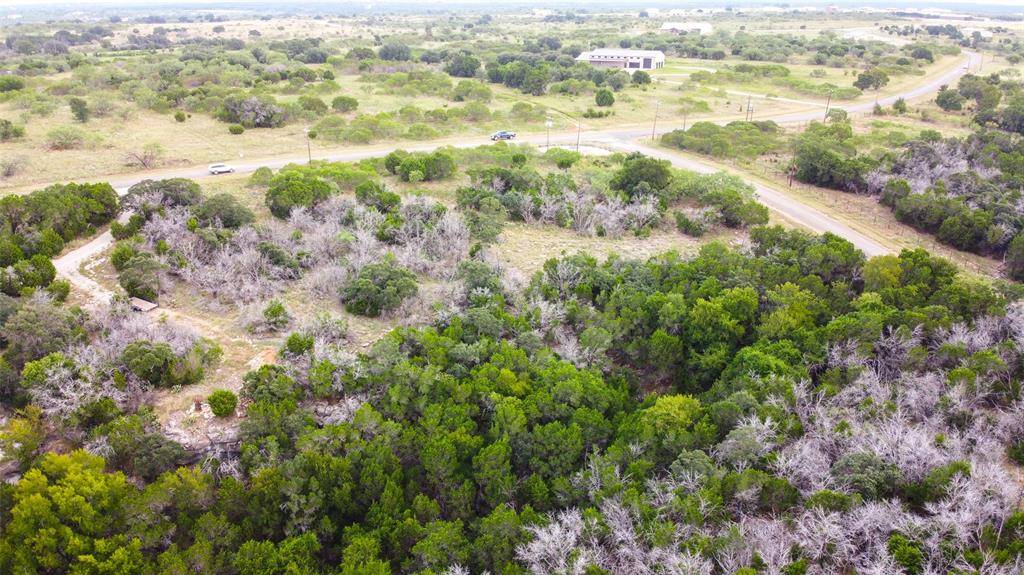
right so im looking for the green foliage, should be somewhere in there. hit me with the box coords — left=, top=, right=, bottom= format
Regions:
left=610, top=152, right=673, bottom=199
left=97, top=414, right=186, bottom=480
left=445, top=53, right=481, bottom=78
left=854, top=68, right=890, bottom=90
left=378, top=42, right=411, bottom=61
left=385, top=149, right=457, bottom=183
left=0, top=118, right=25, bottom=141
left=297, top=95, right=327, bottom=115
left=674, top=172, right=769, bottom=228
left=193, top=193, right=255, bottom=228
left=265, top=161, right=375, bottom=218
left=888, top=534, right=925, bottom=575
left=331, top=95, right=359, bottom=113
left=793, top=119, right=875, bottom=190
left=69, top=96, right=89, bottom=123
left=44, top=125, right=88, bottom=150
left=229, top=123, right=245, bottom=135
left=0, top=406, right=44, bottom=470
left=118, top=253, right=161, bottom=301
left=0, top=76, right=25, bottom=92
left=259, top=300, right=292, bottom=333
left=355, top=181, right=400, bottom=213
left=208, top=389, right=238, bottom=417
left=662, top=120, right=781, bottom=160
left=0, top=451, right=142, bottom=573
left=341, top=257, right=418, bottom=317
left=2, top=300, right=82, bottom=368
left=121, top=340, right=205, bottom=388
left=218, top=95, right=286, bottom=128
left=126, top=178, right=202, bottom=207
left=832, top=452, right=901, bottom=500
left=595, top=88, right=615, bottom=107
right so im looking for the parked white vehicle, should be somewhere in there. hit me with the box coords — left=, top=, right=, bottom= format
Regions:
left=208, top=163, right=235, bottom=175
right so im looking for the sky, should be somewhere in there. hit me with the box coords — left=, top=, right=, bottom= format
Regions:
left=0, top=0, right=1022, bottom=12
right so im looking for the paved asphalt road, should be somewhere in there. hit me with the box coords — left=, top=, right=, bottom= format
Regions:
left=53, top=51, right=980, bottom=299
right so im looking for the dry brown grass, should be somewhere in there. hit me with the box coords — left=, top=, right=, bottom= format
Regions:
left=494, top=221, right=746, bottom=278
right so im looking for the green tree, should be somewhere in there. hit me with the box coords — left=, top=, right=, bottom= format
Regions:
left=0, top=451, right=141, bottom=573
left=193, top=193, right=255, bottom=228
left=936, top=87, right=964, bottom=111
left=445, top=53, right=481, bottom=78
left=69, top=97, right=90, bottom=123
left=595, top=88, right=615, bottom=107
left=340, top=257, right=418, bottom=317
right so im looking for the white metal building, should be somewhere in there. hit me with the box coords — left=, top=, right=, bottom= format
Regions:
left=575, top=49, right=666, bottom=71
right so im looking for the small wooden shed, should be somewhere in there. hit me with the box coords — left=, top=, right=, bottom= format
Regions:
left=130, top=297, right=159, bottom=312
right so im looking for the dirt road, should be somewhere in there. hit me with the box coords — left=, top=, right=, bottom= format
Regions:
left=51, top=52, right=979, bottom=301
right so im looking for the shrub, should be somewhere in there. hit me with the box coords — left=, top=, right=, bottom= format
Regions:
left=126, top=178, right=202, bottom=207
left=331, top=95, right=359, bottom=113
left=445, top=53, right=481, bottom=78
left=193, top=193, right=255, bottom=228
left=936, top=88, right=964, bottom=111
left=0, top=76, right=25, bottom=92
left=69, top=97, right=89, bottom=123
left=281, top=332, right=314, bottom=357
left=675, top=212, right=707, bottom=237
left=887, top=534, right=924, bottom=575
left=662, top=121, right=781, bottom=160
left=1008, top=441, right=1024, bottom=465
left=260, top=300, right=292, bottom=332
left=340, top=256, right=418, bottom=317
left=0, top=156, right=27, bottom=179
left=632, top=71, right=652, bottom=85
left=44, top=125, right=87, bottom=150
left=174, top=110, right=186, bottom=122
left=248, top=166, right=273, bottom=188
left=265, top=166, right=334, bottom=218
left=120, top=341, right=199, bottom=388
left=595, top=88, right=615, bottom=107
left=207, top=390, right=238, bottom=417
left=110, top=243, right=139, bottom=271
left=378, top=42, right=411, bottom=61
left=218, top=95, right=286, bottom=128
left=0, top=119, right=25, bottom=141
left=228, top=124, right=245, bottom=135
left=355, top=181, right=400, bottom=212
left=832, top=452, right=901, bottom=500
left=118, top=254, right=161, bottom=301
left=298, top=95, right=328, bottom=115
left=543, top=148, right=581, bottom=170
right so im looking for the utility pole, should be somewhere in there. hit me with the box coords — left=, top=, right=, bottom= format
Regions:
left=651, top=100, right=660, bottom=142
left=576, top=116, right=581, bottom=152
left=682, top=109, right=687, bottom=132
left=545, top=117, right=553, bottom=148
left=304, top=128, right=311, bottom=164
left=745, top=95, right=752, bottom=121
left=823, top=90, right=832, bottom=121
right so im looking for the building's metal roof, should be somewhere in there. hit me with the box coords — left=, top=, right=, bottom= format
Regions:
left=576, top=49, right=665, bottom=60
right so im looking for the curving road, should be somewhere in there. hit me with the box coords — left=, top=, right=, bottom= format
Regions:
left=53, top=52, right=980, bottom=302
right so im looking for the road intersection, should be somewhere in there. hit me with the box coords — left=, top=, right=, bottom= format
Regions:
left=53, top=51, right=982, bottom=302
